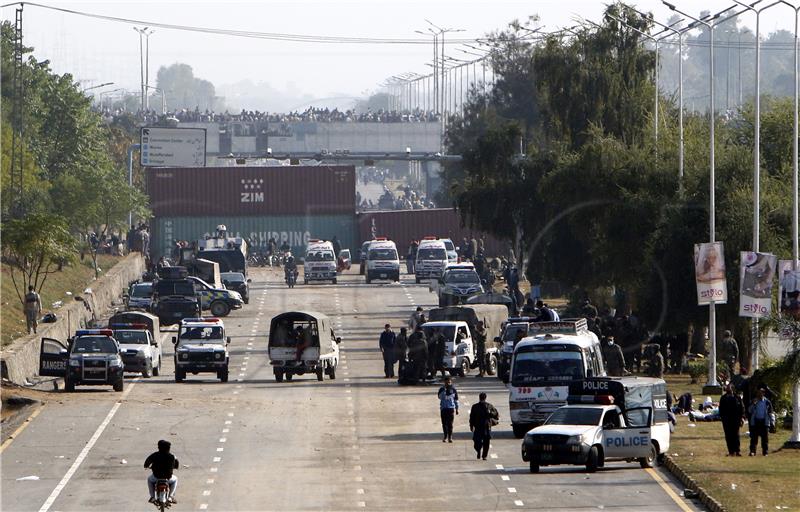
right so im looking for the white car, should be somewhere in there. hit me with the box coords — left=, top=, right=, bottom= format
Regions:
left=113, top=328, right=162, bottom=378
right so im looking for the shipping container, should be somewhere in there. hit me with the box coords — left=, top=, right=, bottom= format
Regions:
left=356, top=209, right=506, bottom=257
left=146, top=165, right=356, bottom=217
left=151, top=215, right=356, bottom=261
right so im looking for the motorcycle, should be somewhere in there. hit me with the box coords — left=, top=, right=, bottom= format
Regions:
left=153, top=479, right=172, bottom=511
left=285, top=268, right=298, bottom=288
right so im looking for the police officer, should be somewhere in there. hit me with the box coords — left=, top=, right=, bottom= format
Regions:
left=24, top=285, right=42, bottom=335
left=474, top=321, right=487, bottom=377
left=408, top=325, right=428, bottom=383
left=602, top=336, right=626, bottom=377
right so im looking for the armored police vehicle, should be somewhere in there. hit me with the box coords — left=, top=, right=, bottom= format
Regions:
left=39, top=329, right=125, bottom=392
left=173, top=317, right=230, bottom=382
left=187, top=275, right=243, bottom=317
left=151, top=266, right=202, bottom=326
left=520, top=377, right=670, bottom=473
left=433, top=262, right=484, bottom=307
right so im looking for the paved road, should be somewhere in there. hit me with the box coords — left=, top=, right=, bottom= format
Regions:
left=1, top=268, right=702, bottom=511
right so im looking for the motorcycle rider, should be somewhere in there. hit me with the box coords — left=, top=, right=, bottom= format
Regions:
left=284, top=254, right=298, bottom=284
left=144, top=440, right=179, bottom=504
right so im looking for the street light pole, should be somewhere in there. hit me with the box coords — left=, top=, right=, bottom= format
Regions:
left=664, top=2, right=743, bottom=389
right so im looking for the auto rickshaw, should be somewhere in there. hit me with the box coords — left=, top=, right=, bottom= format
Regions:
left=268, top=311, right=341, bottom=382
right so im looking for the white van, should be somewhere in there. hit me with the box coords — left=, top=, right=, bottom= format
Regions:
left=521, top=377, right=671, bottom=473
left=415, top=237, right=448, bottom=284
left=366, top=238, right=400, bottom=283
left=508, top=319, right=605, bottom=437
left=304, top=240, right=337, bottom=284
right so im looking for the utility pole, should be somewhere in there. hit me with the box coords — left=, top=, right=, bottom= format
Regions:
left=10, top=5, right=24, bottom=218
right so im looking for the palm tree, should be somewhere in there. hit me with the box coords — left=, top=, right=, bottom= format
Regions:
left=759, top=316, right=800, bottom=448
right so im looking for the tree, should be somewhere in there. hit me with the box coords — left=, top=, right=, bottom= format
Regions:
left=1, top=213, right=75, bottom=304
left=156, top=63, right=219, bottom=111
left=759, top=316, right=800, bottom=447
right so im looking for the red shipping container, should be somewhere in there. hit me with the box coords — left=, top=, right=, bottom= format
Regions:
left=356, top=209, right=506, bottom=256
left=146, top=165, right=355, bottom=217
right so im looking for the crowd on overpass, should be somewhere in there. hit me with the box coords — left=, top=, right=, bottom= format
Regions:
left=96, top=105, right=441, bottom=126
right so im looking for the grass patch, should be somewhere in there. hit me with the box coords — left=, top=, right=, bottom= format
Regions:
left=1, top=254, right=124, bottom=346
left=664, top=374, right=800, bottom=511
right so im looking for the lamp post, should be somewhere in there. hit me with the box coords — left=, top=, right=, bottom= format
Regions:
left=664, top=2, right=743, bottom=390
left=145, top=85, right=166, bottom=115
left=133, top=27, right=153, bottom=110
left=733, top=0, right=778, bottom=372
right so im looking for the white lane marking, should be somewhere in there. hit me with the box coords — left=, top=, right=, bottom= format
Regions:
left=219, top=438, right=227, bottom=443
left=216, top=447, right=224, bottom=452
left=210, top=467, right=218, bottom=473
left=490, top=453, right=498, bottom=459
left=495, top=464, right=504, bottom=470
left=228, top=413, right=234, bottom=417
left=233, top=391, right=239, bottom=395
left=501, top=475, right=510, bottom=481
left=346, top=396, right=353, bottom=400
left=203, top=490, right=211, bottom=496
left=356, top=489, right=365, bottom=495
left=222, top=428, right=229, bottom=433
left=508, top=487, right=517, bottom=493
left=207, top=479, right=214, bottom=484
left=225, top=420, right=232, bottom=425
left=357, top=502, right=366, bottom=508
left=200, top=504, right=208, bottom=510
left=353, top=465, right=361, bottom=471
left=355, top=476, right=363, bottom=482
left=38, top=381, right=137, bottom=512
left=514, top=500, right=524, bottom=507
left=213, top=457, right=221, bottom=462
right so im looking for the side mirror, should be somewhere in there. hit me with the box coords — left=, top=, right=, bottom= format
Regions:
left=151, top=337, right=158, bottom=346
left=247, top=279, right=252, bottom=283
left=60, top=348, right=69, bottom=356
left=335, top=337, right=342, bottom=344
left=172, top=336, right=177, bottom=345
left=227, top=337, right=231, bottom=345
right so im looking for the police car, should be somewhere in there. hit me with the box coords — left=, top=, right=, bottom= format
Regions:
left=187, top=276, right=243, bottom=317
left=521, top=377, right=670, bottom=473
left=173, top=317, right=230, bottom=382
left=39, top=329, right=125, bottom=392
left=111, top=323, right=162, bottom=378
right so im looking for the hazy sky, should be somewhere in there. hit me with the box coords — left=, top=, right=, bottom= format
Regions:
left=2, top=0, right=797, bottom=110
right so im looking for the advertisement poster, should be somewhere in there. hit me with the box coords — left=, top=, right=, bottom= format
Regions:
left=778, top=259, right=800, bottom=319
left=695, top=242, right=728, bottom=305
left=739, top=251, right=777, bottom=318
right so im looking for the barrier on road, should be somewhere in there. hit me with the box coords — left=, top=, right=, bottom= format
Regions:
left=0, top=253, right=147, bottom=385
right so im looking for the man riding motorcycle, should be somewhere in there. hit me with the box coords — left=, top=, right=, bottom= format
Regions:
left=144, top=440, right=179, bottom=504
left=284, top=254, right=298, bottom=284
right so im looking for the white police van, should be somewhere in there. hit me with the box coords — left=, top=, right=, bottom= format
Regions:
left=365, top=238, right=400, bottom=283
left=414, top=237, right=449, bottom=284
left=521, top=377, right=670, bottom=473
left=303, top=240, right=338, bottom=284
left=508, top=319, right=605, bottom=437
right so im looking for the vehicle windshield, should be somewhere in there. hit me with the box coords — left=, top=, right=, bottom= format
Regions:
left=443, top=240, right=455, bottom=251
left=545, top=407, right=603, bottom=426
left=503, top=323, right=530, bottom=342
left=340, top=250, right=351, bottom=259
left=417, top=248, right=447, bottom=260
left=179, top=326, right=224, bottom=344
left=131, top=284, right=152, bottom=297
left=306, top=250, right=335, bottom=262
left=422, top=325, right=455, bottom=341
left=444, top=271, right=480, bottom=284
left=369, top=248, right=398, bottom=261
left=72, top=336, right=117, bottom=354
left=511, top=346, right=584, bottom=385
left=197, top=249, right=245, bottom=273
left=113, top=330, right=149, bottom=344
left=221, top=272, right=245, bottom=283
left=154, top=280, right=195, bottom=296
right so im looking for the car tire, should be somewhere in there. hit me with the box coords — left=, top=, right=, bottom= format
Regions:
left=175, top=369, right=185, bottom=383
left=143, top=360, right=153, bottom=378
left=487, top=355, right=498, bottom=376
left=275, top=370, right=284, bottom=383
left=153, top=360, right=160, bottom=377
left=529, top=461, right=540, bottom=473
left=285, top=373, right=293, bottom=381
left=639, top=442, right=657, bottom=468
left=459, top=358, right=469, bottom=377
left=113, top=377, right=124, bottom=392
left=586, top=446, right=600, bottom=473
left=244, top=298, right=249, bottom=304
left=332, top=279, right=337, bottom=284
left=365, top=276, right=371, bottom=284
left=218, top=369, right=229, bottom=383
left=210, top=301, right=230, bottom=317
left=303, top=279, right=308, bottom=285
left=512, top=424, right=528, bottom=438
left=329, top=365, right=336, bottom=380
left=415, top=277, right=421, bottom=284
left=316, top=367, right=324, bottom=381
left=64, top=376, right=75, bottom=392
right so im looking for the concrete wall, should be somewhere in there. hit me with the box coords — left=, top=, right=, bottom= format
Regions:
left=0, top=253, right=146, bottom=385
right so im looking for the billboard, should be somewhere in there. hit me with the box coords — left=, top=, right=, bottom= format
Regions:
left=694, top=242, right=728, bottom=305
left=778, top=259, right=800, bottom=319
left=140, top=127, right=207, bottom=167
left=739, top=251, right=777, bottom=318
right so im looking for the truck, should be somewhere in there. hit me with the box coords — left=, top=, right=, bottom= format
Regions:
left=193, top=224, right=249, bottom=276
left=520, top=377, right=670, bottom=473
left=150, top=266, right=202, bottom=326
left=424, top=304, right=508, bottom=376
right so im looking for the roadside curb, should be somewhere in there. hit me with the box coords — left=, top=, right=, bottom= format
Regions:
left=662, top=454, right=727, bottom=512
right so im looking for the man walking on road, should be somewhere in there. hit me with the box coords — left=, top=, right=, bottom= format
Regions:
left=395, top=327, right=409, bottom=378
left=602, top=336, right=626, bottom=377
left=469, top=392, right=499, bottom=460
left=408, top=325, right=428, bottom=383
left=24, top=285, right=42, bottom=335
left=438, top=376, right=459, bottom=443
left=719, top=384, right=745, bottom=456
left=409, top=306, right=424, bottom=332
left=379, top=324, right=396, bottom=378
left=748, top=388, right=774, bottom=456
